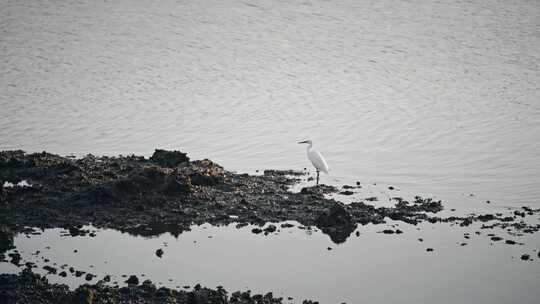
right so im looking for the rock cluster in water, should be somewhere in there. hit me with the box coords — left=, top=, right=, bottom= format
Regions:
left=1, top=149, right=539, bottom=303
left=0, top=269, right=289, bottom=304
left=0, top=149, right=448, bottom=244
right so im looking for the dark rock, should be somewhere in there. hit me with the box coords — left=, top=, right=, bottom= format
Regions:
left=8, top=252, right=21, bottom=266
left=71, top=287, right=95, bottom=304
left=251, top=228, right=263, bottom=234
left=426, top=248, right=434, bottom=252
left=263, top=224, right=277, bottom=234
left=150, top=149, right=189, bottom=167
left=315, top=204, right=357, bottom=243
left=0, top=226, right=14, bottom=256
left=505, top=240, right=517, bottom=245
left=125, top=275, right=139, bottom=285
left=43, top=265, right=57, bottom=274
left=521, top=254, right=530, bottom=261
left=478, top=214, right=495, bottom=222
left=85, top=273, right=94, bottom=281
left=491, top=236, right=503, bottom=241
left=339, top=191, right=354, bottom=195
left=300, top=185, right=338, bottom=195
left=162, top=176, right=191, bottom=195
left=382, top=229, right=394, bottom=234
left=155, top=248, right=164, bottom=258
left=59, top=271, right=67, bottom=277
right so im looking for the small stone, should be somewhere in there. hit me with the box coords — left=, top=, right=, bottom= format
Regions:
left=8, top=253, right=21, bottom=266
left=43, top=265, right=57, bottom=274
left=263, top=225, right=277, bottom=234
left=426, top=248, right=434, bottom=252
left=125, top=275, right=139, bottom=285
left=85, top=273, right=94, bottom=281
left=382, top=229, right=394, bottom=234
left=521, top=254, right=530, bottom=261
left=395, top=229, right=403, bottom=234
left=388, top=186, right=394, bottom=190
left=59, top=271, right=67, bottom=277
left=418, top=238, right=423, bottom=242
left=103, top=275, right=111, bottom=282
left=327, top=247, right=332, bottom=251
left=491, top=236, right=503, bottom=241
left=505, top=240, right=517, bottom=245
left=155, top=248, right=164, bottom=258
left=251, top=228, right=263, bottom=234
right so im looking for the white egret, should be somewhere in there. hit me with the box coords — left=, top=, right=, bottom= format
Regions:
left=298, top=140, right=329, bottom=185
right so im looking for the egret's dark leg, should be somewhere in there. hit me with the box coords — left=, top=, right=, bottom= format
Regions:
left=316, top=170, right=320, bottom=186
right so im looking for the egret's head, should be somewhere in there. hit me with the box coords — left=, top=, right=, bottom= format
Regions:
left=298, top=140, right=312, bottom=145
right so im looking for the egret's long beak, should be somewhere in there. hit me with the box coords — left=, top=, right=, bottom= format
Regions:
left=298, top=140, right=308, bottom=144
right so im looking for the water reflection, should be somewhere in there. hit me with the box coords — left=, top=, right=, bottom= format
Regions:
left=1, top=222, right=539, bottom=304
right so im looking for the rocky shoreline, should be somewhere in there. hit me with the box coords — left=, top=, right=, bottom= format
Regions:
left=0, top=149, right=448, bottom=245
left=0, top=269, right=303, bottom=304
left=1, top=149, right=539, bottom=303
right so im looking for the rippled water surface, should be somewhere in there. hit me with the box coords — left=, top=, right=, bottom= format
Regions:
left=1, top=1, right=540, bottom=301
left=1, top=0, right=540, bottom=206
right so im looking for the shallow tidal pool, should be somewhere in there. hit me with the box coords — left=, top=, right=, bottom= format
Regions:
left=1, top=221, right=539, bottom=304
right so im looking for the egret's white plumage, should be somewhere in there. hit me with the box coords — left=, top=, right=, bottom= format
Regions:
left=298, top=140, right=329, bottom=185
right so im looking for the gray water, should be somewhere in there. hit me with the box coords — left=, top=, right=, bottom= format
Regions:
left=1, top=222, right=539, bottom=304
left=1, top=0, right=539, bottom=207
left=1, top=0, right=540, bottom=302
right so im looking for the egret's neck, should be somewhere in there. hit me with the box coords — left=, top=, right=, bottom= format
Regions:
left=306, top=142, right=313, bottom=150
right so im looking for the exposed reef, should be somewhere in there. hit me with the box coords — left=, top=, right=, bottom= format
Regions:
left=1, top=149, right=539, bottom=304
left=0, top=269, right=288, bottom=304
left=0, top=149, right=446, bottom=246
